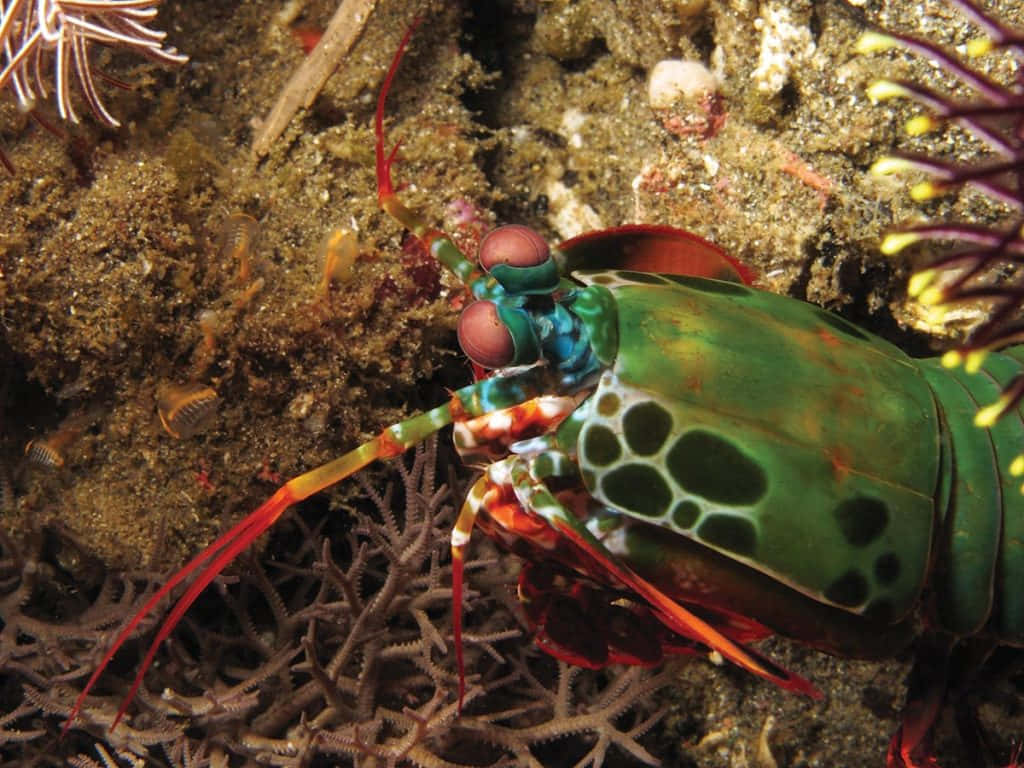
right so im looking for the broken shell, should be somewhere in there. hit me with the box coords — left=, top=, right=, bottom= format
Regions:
left=157, top=383, right=219, bottom=439
left=25, top=438, right=65, bottom=468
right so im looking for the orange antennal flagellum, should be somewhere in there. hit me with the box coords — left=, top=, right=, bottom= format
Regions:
left=65, top=422, right=444, bottom=731
left=65, top=27, right=439, bottom=734
left=375, top=20, right=436, bottom=244
left=66, top=486, right=300, bottom=732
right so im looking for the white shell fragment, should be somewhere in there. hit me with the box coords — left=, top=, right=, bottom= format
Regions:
left=648, top=59, right=720, bottom=109
left=751, top=3, right=816, bottom=95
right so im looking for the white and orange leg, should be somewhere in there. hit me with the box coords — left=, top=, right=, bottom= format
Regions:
left=453, top=395, right=579, bottom=463
left=449, top=451, right=822, bottom=713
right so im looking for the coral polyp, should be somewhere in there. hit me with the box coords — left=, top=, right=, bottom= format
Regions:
left=860, top=0, right=1024, bottom=425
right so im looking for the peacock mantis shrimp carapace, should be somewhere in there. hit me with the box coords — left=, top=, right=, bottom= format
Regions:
left=61, top=20, right=1024, bottom=768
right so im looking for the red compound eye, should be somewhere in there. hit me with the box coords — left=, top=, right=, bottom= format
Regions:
left=479, top=225, right=550, bottom=271
left=457, top=300, right=514, bottom=369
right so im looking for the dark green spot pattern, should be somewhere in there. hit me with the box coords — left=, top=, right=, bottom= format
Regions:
left=874, top=553, right=901, bottom=585
left=672, top=500, right=701, bottom=529
left=601, top=464, right=672, bottom=518
left=824, top=570, right=869, bottom=607
left=834, top=496, right=890, bottom=548
left=697, top=514, right=757, bottom=557
left=622, top=401, right=672, bottom=456
left=582, top=425, right=621, bottom=467
left=568, top=277, right=939, bottom=623
left=667, top=430, right=767, bottom=505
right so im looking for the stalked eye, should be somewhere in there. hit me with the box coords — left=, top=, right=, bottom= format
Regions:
left=479, top=225, right=550, bottom=271
left=457, top=300, right=514, bottom=369
left=477, top=225, right=560, bottom=295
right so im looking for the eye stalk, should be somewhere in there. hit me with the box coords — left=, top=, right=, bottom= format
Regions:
left=458, top=301, right=513, bottom=369
left=479, top=225, right=550, bottom=270
left=478, top=225, right=560, bottom=294
left=457, top=300, right=540, bottom=369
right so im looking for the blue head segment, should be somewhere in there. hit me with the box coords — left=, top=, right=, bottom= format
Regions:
left=456, top=225, right=603, bottom=386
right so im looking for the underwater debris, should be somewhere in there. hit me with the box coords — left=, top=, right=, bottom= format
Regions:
left=751, top=3, right=815, bottom=98
left=648, top=58, right=720, bottom=111
left=196, top=309, right=221, bottom=357
left=216, top=212, right=260, bottom=286
left=251, top=0, right=379, bottom=156
left=23, top=436, right=64, bottom=469
left=156, top=383, right=218, bottom=440
left=317, top=226, right=359, bottom=298
left=22, top=409, right=98, bottom=470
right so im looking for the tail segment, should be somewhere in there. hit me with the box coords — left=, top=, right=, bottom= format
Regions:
left=917, top=345, right=1024, bottom=641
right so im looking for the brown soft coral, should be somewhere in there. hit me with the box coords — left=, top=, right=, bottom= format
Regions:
left=1, top=437, right=675, bottom=767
